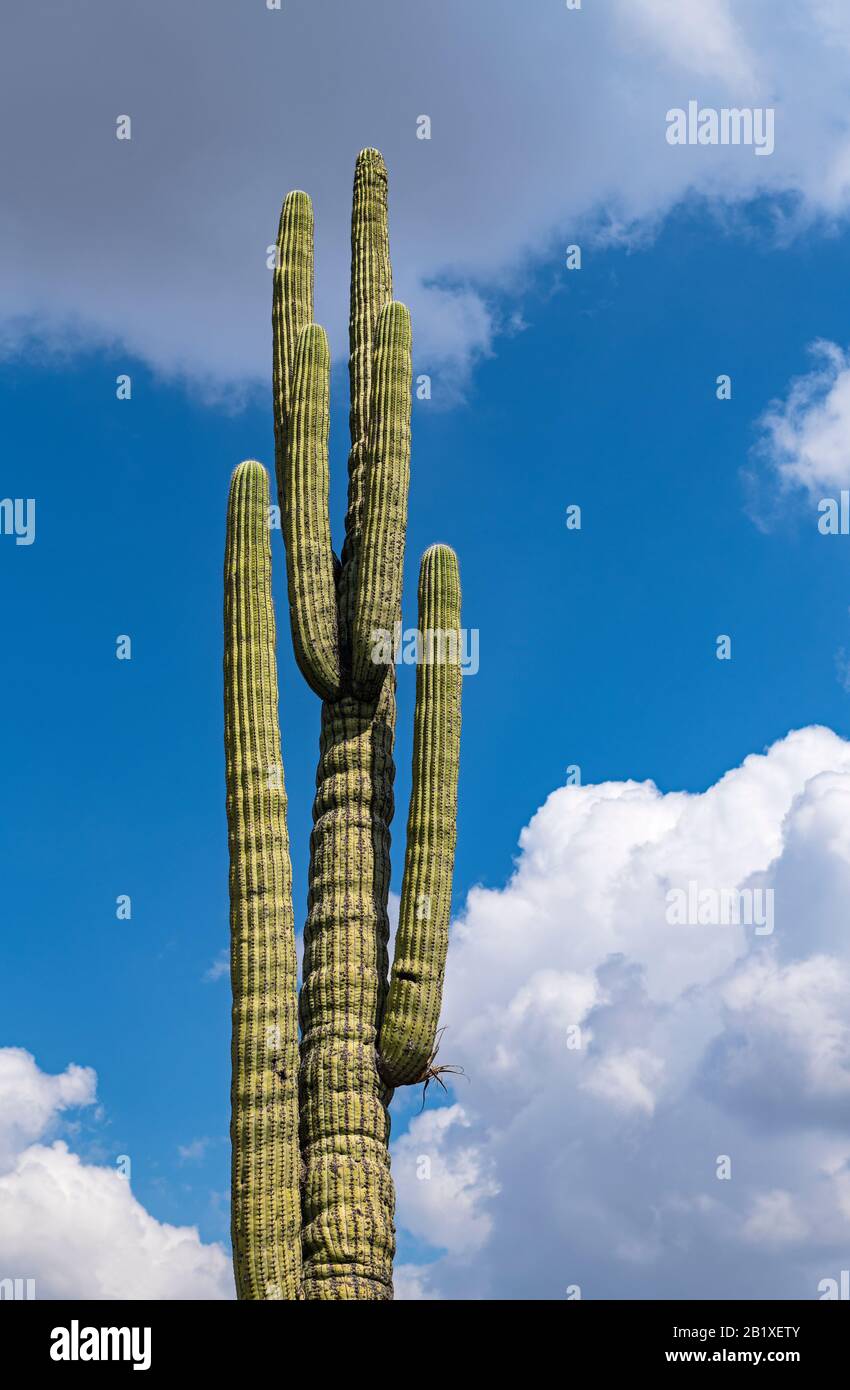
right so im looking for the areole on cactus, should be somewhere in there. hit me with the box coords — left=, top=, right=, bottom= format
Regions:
left=223, top=149, right=463, bottom=1300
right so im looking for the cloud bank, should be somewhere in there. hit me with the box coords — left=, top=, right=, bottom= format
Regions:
left=392, top=726, right=850, bottom=1299
left=0, top=1048, right=231, bottom=1299
left=4, top=2, right=850, bottom=395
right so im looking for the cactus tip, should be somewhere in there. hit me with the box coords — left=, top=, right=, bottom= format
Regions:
left=355, top=147, right=388, bottom=178
left=297, top=321, right=329, bottom=351
left=232, top=458, right=266, bottom=481
left=422, top=542, right=457, bottom=561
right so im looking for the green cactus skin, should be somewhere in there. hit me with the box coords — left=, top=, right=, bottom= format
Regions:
left=273, top=192, right=314, bottom=442
left=338, top=148, right=394, bottom=653
left=377, top=545, right=462, bottom=1087
left=273, top=192, right=341, bottom=702
left=298, top=679, right=397, bottom=1299
left=351, top=301, right=412, bottom=701
left=282, top=325, right=341, bottom=702
left=224, top=147, right=462, bottom=1300
left=224, top=460, right=302, bottom=1300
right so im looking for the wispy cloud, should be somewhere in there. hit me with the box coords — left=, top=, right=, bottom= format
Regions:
left=203, top=951, right=229, bottom=985
left=177, top=1137, right=212, bottom=1163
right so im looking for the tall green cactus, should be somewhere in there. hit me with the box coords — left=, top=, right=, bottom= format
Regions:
left=224, top=460, right=301, bottom=1300
left=225, top=149, right=462, bottom=1301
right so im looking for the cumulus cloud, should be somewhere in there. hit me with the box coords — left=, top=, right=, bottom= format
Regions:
left=0, top=1047, right=96, bottom=1173
left=753, top=341, right=850, bottom=498
left=0, top=1049, right=231, bottom=1299
left=392, top=726, right=850, bottom=1299
left=393, top=1105, right=499, bottom=1257
left=4, top=2, right=850, bottom=394
left=706, top=954, right=850, bottom=1131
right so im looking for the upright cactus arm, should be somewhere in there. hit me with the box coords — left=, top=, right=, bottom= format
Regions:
left=224, top=460, right=302, bottom=1300
left=339, top=148, right=394, bottom=636
left=273, top=191, right=314, bottom=448
left=348, top=148, right=392, bottom=451
left=378, top=545, right=463, bottom=1088
left=351, top=301, right=413, bottom=700
left=282, top=324, right=341, bottom=702
left=273, top=192, right=340, bottom=699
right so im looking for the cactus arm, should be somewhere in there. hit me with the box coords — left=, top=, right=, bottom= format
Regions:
left=273, top=191, right=314, bottom=452
left=224, top=460, right=302, bottom=1300
left=282, top=324, right=342, bottom=701
left=347, top=148, right=393, bottom=464
left=378, top=545, right=462, bottom=1087
left=338, top=148, right=393, bottom=640
left=350, top=302, right=412, bottom=700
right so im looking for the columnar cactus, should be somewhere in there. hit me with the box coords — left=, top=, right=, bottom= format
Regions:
left=224, top=149, right=463, bottom=1300
left=224, top=460, right=301, bottom=1300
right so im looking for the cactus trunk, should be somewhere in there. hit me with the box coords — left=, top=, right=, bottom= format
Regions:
left=299, top=686, right=396, bottom=1299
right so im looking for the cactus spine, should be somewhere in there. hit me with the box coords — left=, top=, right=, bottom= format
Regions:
left=225, top=149, right=462, bottom=1300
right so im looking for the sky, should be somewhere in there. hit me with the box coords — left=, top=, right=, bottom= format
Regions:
left=3, top=0, right=850, bottom=1300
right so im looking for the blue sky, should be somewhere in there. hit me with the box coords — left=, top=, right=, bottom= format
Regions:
left=4, top=1, right=850, bottom=1301
left=5, top=193, right=850, bottom=1269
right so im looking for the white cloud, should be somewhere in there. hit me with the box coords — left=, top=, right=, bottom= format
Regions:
left=393, top=1105, right=499, bottom=1257
left=713, top=954, right=850, bottom=1124
left=409, top=285, right=495, bottom=405
left=393, top=726, right=850, bottom=1298
left=0, top=1047, right=96, bottom=1173
left=0, top=1049, right=231, bottom=1299
left=743, top=1190, right=809, bottom=1247
left=581, top=1046, right=665, bottom=1116
left=393, top=1263, right=442, bottom=1301
left=624, top=0, right=758, bottom=87
left=754, top=341, right=850, bottom=497
left=4, top=2, right=850, bottom=392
